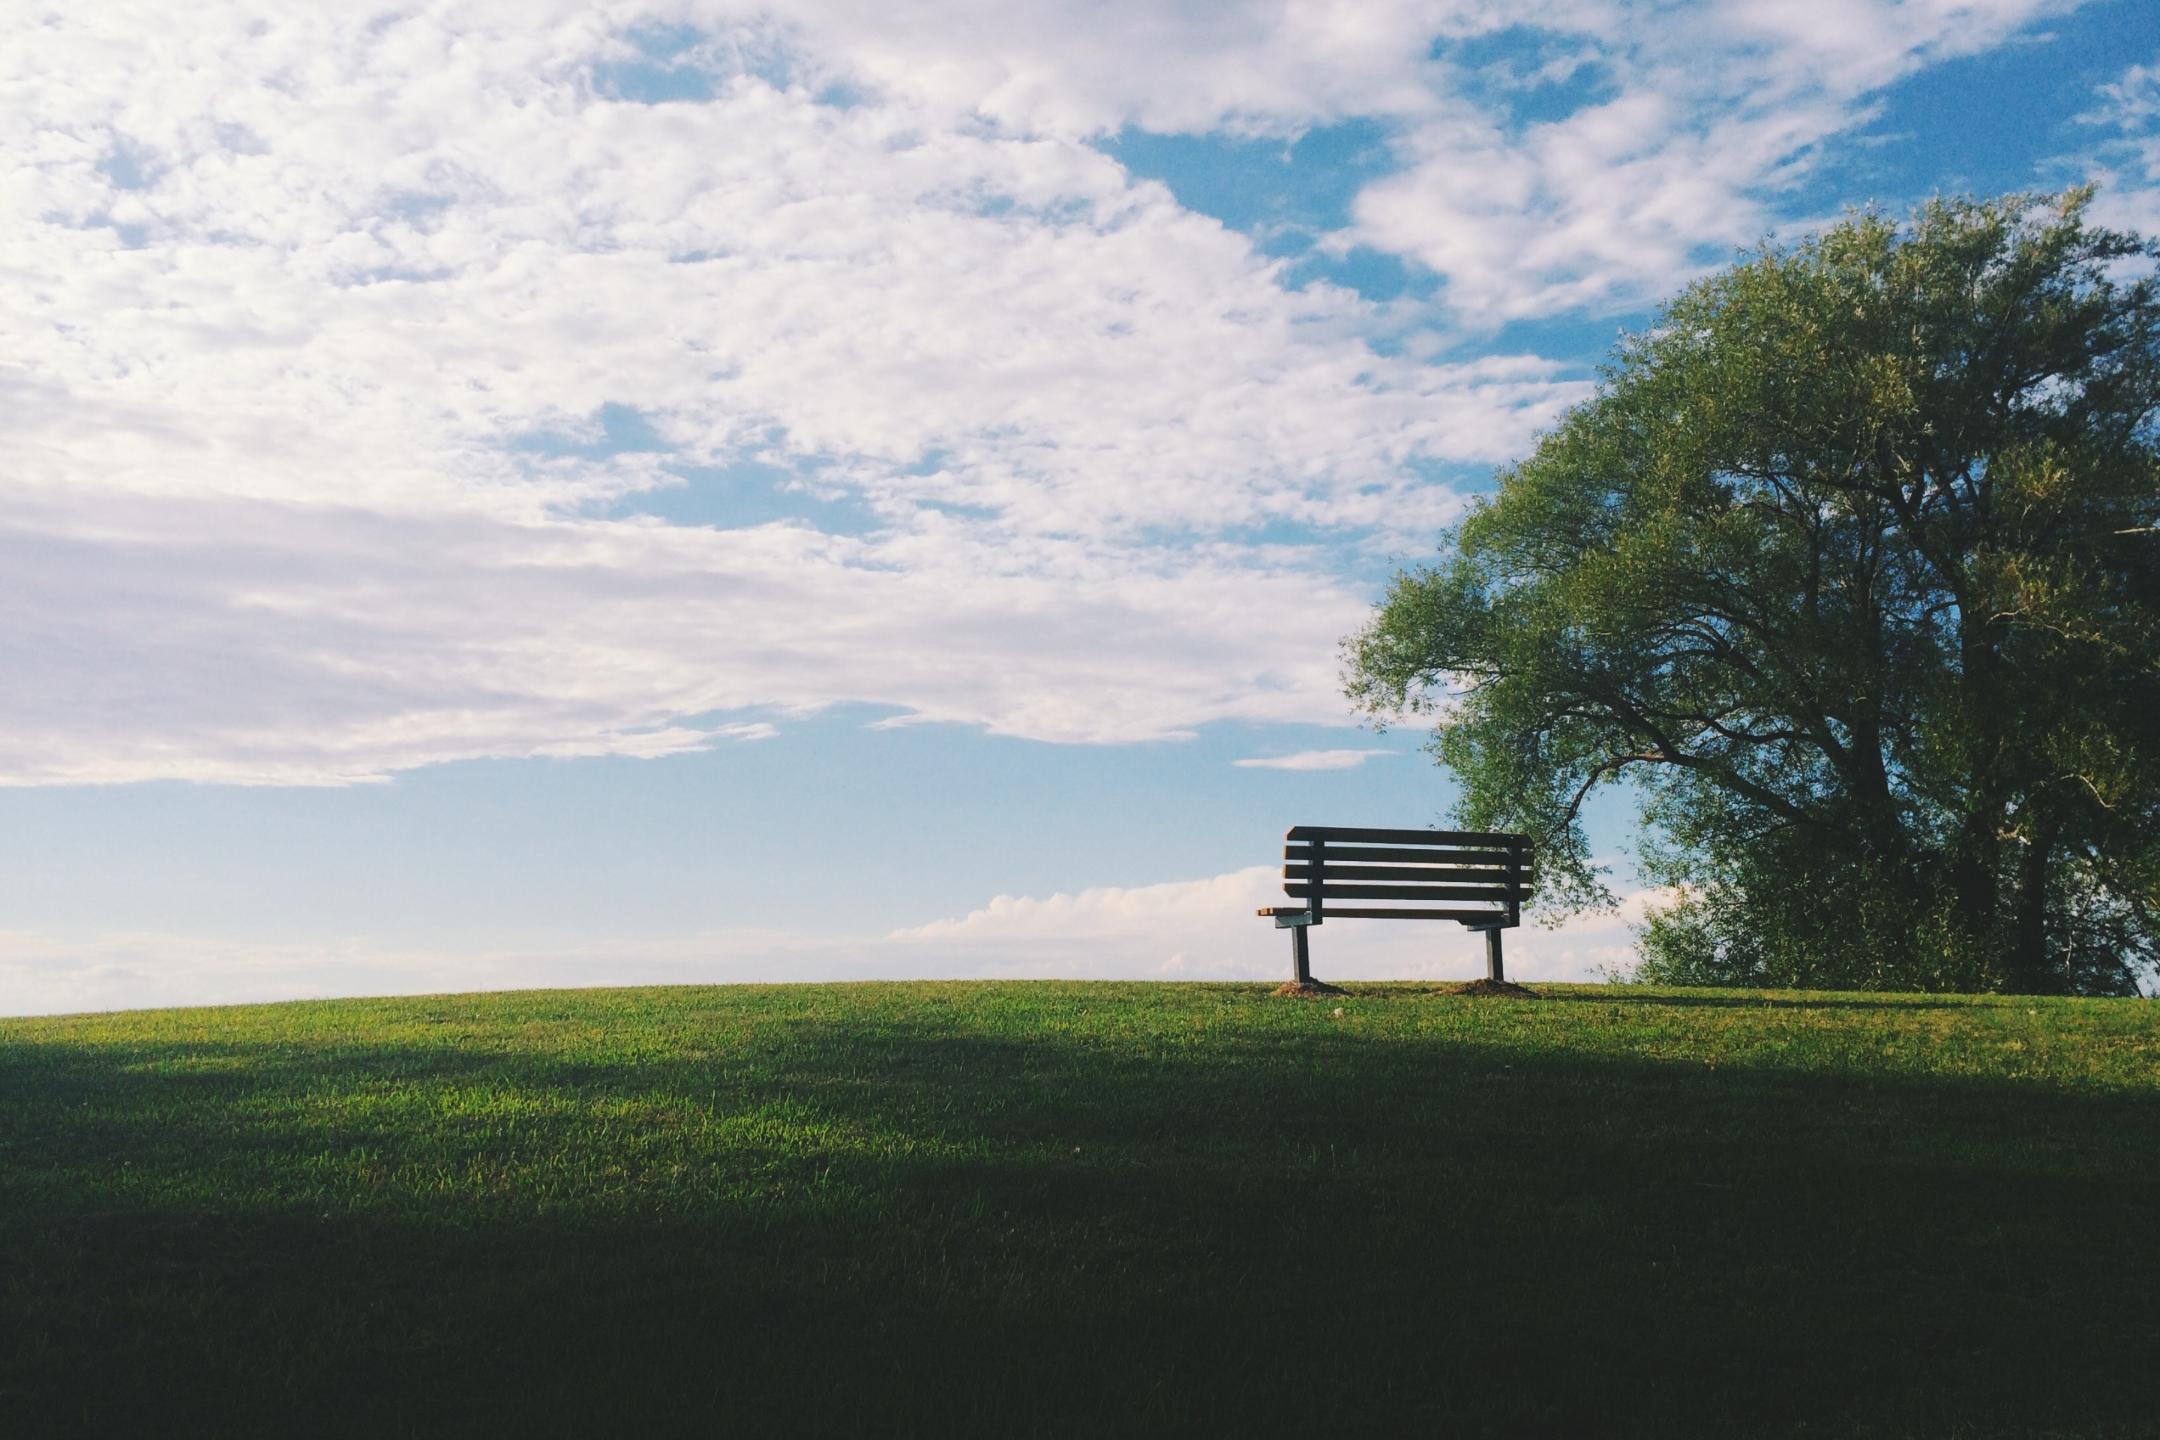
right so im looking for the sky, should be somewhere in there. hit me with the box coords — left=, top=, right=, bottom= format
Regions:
left=8, top=0, right=2160, bottom=1014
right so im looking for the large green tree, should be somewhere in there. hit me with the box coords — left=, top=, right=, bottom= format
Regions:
left=1346, top=191, right=2160, bottom=995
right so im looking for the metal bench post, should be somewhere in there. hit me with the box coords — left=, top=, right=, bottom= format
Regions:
left=1489, top=836, right=1520, bottom=982
left=1294, top=837, right=1325, bottom=984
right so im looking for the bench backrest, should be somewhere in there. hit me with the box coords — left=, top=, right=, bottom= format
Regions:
left=1283, top=825, right=1533, bottom=927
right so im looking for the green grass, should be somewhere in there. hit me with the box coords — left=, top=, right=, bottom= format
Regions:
left=3, top=982, right=2156, bottom=1437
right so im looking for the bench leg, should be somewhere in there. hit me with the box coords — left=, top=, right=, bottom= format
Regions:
left=1292, top=925, right=1312, bottom=986
left=1485, top=927, right=1505, bottom=983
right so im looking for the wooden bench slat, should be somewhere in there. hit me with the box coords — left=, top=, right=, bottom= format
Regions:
left=1284, top=863, right=1533, bottom=884
left=1285, top=845, right=1527, bottom=866
left=1286, top=825, right=1531, bottom=846
left=1284, top=882, right=1519, bottom=902
left=1318, top=907, right=1510, bottom=922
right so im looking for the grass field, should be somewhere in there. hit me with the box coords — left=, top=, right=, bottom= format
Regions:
left=3, top=981, right=2156, bottom=1437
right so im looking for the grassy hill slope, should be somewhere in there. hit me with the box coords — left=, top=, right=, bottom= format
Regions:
left=3, top=982, right=2156, bottom=1437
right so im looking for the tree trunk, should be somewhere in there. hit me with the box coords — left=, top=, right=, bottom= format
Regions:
left=2006, top=824, right=2058, bottom=995
left=1947, top=811, right=2001, bottom=947
left=1951, top=610, right=2008, bottom=981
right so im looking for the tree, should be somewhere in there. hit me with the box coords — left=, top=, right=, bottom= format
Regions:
left=1345, top=190, right=2160, bottom=995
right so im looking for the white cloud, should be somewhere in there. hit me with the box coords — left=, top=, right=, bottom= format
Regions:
left=1350, top=89, right=1838, bottom=322
left=2074, top=55, right=2160, bottom=236
left=1, top=2, right=1599, bottom=784
left=2092, top=60, right=2160, bottom=131
left=532, top=721, right=775, bottom=760
left=1349, top=0, right=2078, bottom=322
left=1233, top=749, right=1394, bottom=771
left=0, top=491, right=1385, bottom=782
left=0, top=1, right=2082, bottom=787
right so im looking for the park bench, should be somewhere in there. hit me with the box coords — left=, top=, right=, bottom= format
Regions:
left=1257, top=825, right=1534, bottom=988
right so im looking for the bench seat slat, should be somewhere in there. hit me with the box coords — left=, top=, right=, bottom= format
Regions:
left=1320, top=907, right=1511, bottom=922
left=1284, top=882, right=1519, bottom=902
left=1285, top=863, right=1533, bottom=884
left=1287, top=825, right=1531, bottom=847
left=1285, top=845, right=1526, bottom=866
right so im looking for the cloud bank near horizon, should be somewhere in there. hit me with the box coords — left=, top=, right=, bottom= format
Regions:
left=0, top=865, right=1666, bottom=1016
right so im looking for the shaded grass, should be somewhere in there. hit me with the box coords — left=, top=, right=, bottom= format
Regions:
left=2, top=982, right=2156, bottom=1437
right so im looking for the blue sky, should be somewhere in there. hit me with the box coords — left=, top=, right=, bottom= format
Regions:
left=7, top=0, right=2160, bottom=1013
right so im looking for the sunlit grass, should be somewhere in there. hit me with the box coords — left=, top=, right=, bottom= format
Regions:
left=4, top=982, right=2155, bottom=1436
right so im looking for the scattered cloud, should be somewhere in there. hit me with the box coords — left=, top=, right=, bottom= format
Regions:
left=2075, top=53, right=2160, bottom=235
left=1, top=1, right=2089, bottom=786
left=2091, top=60, right=2160, bottom=131
left=1349, top=0, right=2079, bottom=322
left=2, top=3, right=1594, bottom=785
left=1233, top=748, right=1394, bottom=771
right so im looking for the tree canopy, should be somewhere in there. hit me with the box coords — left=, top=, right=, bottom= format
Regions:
left=1345, top=190, right=2160, bottom=995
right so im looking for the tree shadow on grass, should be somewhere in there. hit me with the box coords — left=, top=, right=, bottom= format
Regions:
left=2, top=1010, right=2156, bottom=1438
left=1515, top=989, right=1990, bottom=1012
